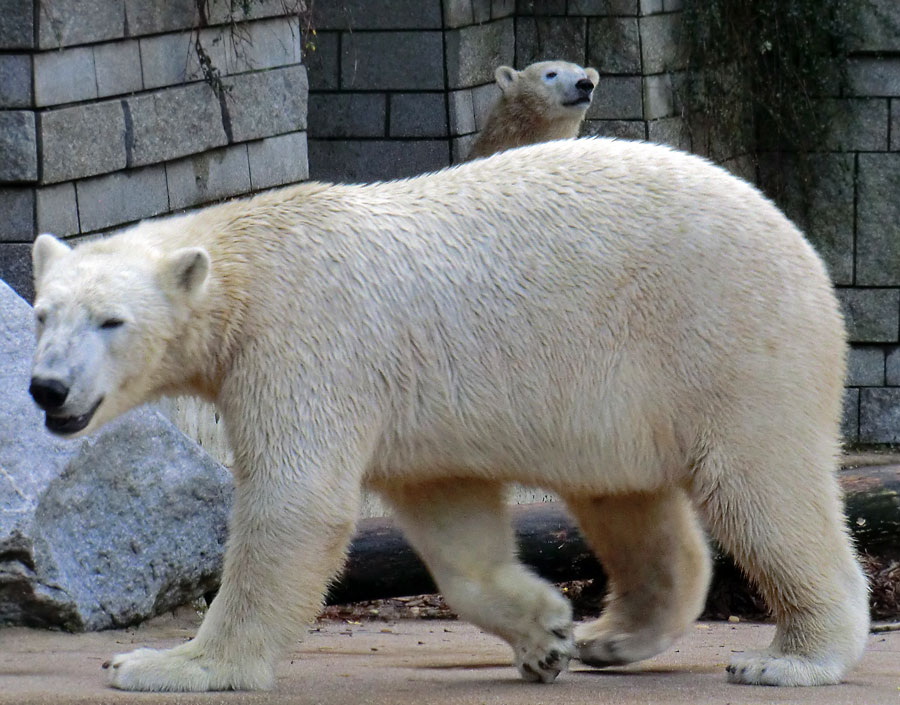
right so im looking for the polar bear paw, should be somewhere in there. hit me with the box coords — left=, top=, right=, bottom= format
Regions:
left=513, top=622, right=574, bottom=683
left=104, top=643, right=274, bottom=692
left=575, top=624, right=676, bottom=668
left=726, top=650, right=845, bottom=686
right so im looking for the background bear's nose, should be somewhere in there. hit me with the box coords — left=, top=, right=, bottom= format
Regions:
left=29, top=377, right=69, bottom=410
left=576, top=78, right=594, bottom=92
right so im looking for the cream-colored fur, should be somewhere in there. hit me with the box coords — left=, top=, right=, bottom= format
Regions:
left=30, top=138, right=868, bottom=692
left=465, top=61, right=599, bottom=161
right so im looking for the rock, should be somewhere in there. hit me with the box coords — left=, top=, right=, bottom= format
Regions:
left=0, top=279, right=232, bottom=631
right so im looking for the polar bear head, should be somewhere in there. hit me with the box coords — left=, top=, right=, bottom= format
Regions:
left=494, top=60, right=600, bottom=120
left=29, top=233, right=210, bottom=437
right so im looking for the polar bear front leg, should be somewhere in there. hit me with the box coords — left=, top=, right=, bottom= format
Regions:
left=107, top=465, right=358, bottom=692
left=565, top=488, right=711, bottom=668
left=379, top=479, right=574, bottom=683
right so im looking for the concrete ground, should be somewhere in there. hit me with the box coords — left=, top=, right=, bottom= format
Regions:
left=1, top=614, right=898, bottom=705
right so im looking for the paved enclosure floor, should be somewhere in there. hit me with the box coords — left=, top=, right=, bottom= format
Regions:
left=1, top=616, right=898, bottom=705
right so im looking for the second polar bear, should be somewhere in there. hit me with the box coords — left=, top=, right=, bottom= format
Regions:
left=465, top=60, right=599, bottom=160
left=29, top=138, right=868, bottom=692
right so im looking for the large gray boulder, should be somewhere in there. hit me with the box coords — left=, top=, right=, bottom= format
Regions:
left=0, top=279, right=232, bottom=631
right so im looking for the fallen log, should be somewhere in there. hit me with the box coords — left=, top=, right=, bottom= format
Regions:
left=326, top=466, right=900, bottom=618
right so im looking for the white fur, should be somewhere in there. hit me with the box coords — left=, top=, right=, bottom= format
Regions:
left=30, top=138, right=869, bottom=692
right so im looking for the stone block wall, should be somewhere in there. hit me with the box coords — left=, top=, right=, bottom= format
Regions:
left=0, top=0, right=309, bottom=301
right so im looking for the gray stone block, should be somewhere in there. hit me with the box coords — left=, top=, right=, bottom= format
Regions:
left=207, top=0, right=288, bottom=24
left=444, top=0, right=474, bottom=27
left=343, top=31, right=444, bottom=90
left=886, top=346, right=900, bottom=385
left=847, top=345, right=886, bottom=386
left=860, top=388, right=900, bottom=443
left=842, top=387, right=859, bottom=443
left=446, top=20, right=514, bottom=89
left=124, top=0, right=197, bottom=37
left=128, top=83, right=228, bottom=167
left=646, top=116, right=689, bottom=150
left=582, top=119, right=645, bottom=140
left=0, top=243, right=33, bottom=301
left=33, top=46, right=97, bottom=107
left=391, top=93, right=447, bottom=138
left=0, top=188, right=34, bottom=242
left=166, top=145, right=251, bottom=210
left=893, top=103, right=900, bottom=151
left=719, top=155, right=756, bottom=184
left=570, top=0, right=638, bottom=15
left=76, top=165, right=169, bottom=232
left=643, top=73, right=674, bottom=119
left=0, top=280, right=232, bottom=630
left=305, top=31, right=338, bottom=90
left=857, top=153, right=900, bottom=285
left=493, top=0, right=516, bottom=17
left=848, top=57, right=900, bottom=97
left=94, top=40, right=143, bottom=98
left=0, top=110, right=37, bottom=182
left=315, top=0, right=441, bottom=30
left=224, top=17, right=301, bottom=74
left=452, top=134, right=477, bottom=163
left=449, top=89, right=476, bottom=135
left=516, top=0, right=566, bottom=13
left=516, top=17, right=587, bottom=68
left=40, top=101, right=126, bottom=184
left=0, top=0, right=34, bottom=49
left=308, top=139, right=449, bottom=183
left=639, top=0, right=664, bottom=13
left=757, top=152, right=854, bottom=286
left=473, top=0, right=492, bottom=23
left=835, top=288, right=899, bottom=343
left=36, top=183, right=79, bottom=238
left=848, top=0, right=900, bottom=52
left=224, top=65, right=309, bottom=143
left=308, top=93, right=386, bottom=139
left=815, top=99, right=888, bottom=152
left=588, top=17, right=639, bottom=74
left=248, top=132, right=309, bottom=190
left=37, top=0, right=125, bottom=49
left=472, top=82, right=501, bottom=130
left=587, top=76, right=642, bottom=119
left=139, top=27, right=228, bottom=91
left=640, top=12, right=686, bottom=73
left=0, top=55, right=33, bottom=108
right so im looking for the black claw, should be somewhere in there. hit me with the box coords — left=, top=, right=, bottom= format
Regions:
left=521, top=663, right=538, bottom=677
left=102, top=660, right=111, bottom=670
left=726, top=665, right=735, bottom=674
left=551, top=628, right=568, bottom=640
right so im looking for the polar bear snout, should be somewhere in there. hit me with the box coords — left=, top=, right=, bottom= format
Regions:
left=575, top=78, right=594, bottom=95
left=29, top=376, right=69, bottom=410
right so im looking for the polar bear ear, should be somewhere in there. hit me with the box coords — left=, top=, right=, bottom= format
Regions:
left=32, top=233, right=72, bottom=284
left=585, top=67, right=600, bottom=85
left=161, top=247, right=211, bottom=299
left=495, top=66, right=519, bottom=92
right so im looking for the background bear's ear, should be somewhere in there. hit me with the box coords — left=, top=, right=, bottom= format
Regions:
left=585, top=67, right=600, bottom=85
left=32, top=234, right=72, bottom=285
left=495, top=66, right=518, bottom=92
left=161, top=247, right=211, bottom=299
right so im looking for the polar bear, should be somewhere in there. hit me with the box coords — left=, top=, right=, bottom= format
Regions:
left=29, top=138, right=868, bottom=692
left=465, top=60, right=599, bottom=161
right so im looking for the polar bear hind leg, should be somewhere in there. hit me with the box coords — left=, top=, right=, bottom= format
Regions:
left=565, top=487, right=712, bottom=667
left=379, top=478, right=575, bottom=683
left=692, top=431, right=869, bottom=686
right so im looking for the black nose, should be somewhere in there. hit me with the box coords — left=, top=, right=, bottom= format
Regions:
left=576, top=78, right=594, bottom=92
left=30, top=377, right=69, bottom=410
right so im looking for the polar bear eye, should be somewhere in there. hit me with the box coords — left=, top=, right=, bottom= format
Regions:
left=544, top=71, right=558, bottom=81
left=35, top=310, right=47, bottom=326
left=100, top=318, right=125, bottom=330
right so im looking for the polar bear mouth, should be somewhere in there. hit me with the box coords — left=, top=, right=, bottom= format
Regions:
left=563, top=96, right=592, bottom=107
left=45, top=397, right=104, bottom=435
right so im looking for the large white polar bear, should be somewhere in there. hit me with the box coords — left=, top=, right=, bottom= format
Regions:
left=29, top=138, right=868, bottom=692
